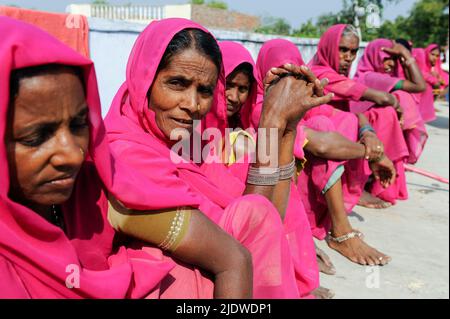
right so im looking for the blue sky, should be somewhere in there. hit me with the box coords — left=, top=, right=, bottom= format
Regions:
left=0, top=0, right=419, bottom=28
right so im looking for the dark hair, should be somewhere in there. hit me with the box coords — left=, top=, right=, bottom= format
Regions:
left=227, top=62, right=255, bottom=84
left=396, top=38, right=412, bottom=52
left=10, top=64, right=84, bottom=99
left=157, top=28, right=222, bottom=73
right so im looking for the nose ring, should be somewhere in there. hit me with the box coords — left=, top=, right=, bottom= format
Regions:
left=197, top=104, right=201, bottom=112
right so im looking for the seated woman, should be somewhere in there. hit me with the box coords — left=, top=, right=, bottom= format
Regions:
left=1, top=17, right=270, bottom=300
left=218, top=41, right=333, bottom=299
left=104, top=18, right=332, bottom=299
left=309, top=24, right=414, bottom=206
left=0, top=16, right=178, bottom=298
left=426, top=44, right=449, bottom=99
left=352, top=39, right=428, bottom=165
left=252, top=39, right=394, bottom=268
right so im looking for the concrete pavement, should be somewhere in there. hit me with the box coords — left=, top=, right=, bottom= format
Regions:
left=318, top=101, right=449, bottom=299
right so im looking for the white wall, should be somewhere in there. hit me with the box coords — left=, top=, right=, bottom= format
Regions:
left=88, top=18, right=366, bottom=117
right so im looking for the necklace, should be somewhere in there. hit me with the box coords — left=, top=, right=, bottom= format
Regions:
left=50, top=204, right=65, bottom=230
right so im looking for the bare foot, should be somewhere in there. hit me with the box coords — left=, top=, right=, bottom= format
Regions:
left=327, top=233, right=392, bottom=266
left=311, top=286, right=335, bottom=299
left=357, top=191, right=392, bottom=209
left=316, top=244, right=336, bottom=275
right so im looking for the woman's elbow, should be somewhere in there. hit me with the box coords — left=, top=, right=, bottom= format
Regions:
left=228, top=244, right=253, bottom=273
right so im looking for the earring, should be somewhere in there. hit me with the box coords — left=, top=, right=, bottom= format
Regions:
left=80, top=148, right=85, bottom=157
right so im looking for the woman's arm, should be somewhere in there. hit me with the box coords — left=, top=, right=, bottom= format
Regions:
left=362, top=88, right=397, bottom=106
left=304, top=127, right=366, bottom=160
left=244, top=65, right=333, bottom=219
left=108, top=198, right=252, bottom=299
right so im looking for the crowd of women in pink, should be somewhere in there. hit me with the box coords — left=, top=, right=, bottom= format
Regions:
left=0, top=15, right=447, bottom=299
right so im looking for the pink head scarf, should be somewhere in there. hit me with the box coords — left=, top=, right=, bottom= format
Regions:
left=219, top=41, right=257, bottom=130
left=0, top=17, right=174, bottom=298
left=105, top=18, right=239, bottom=222
left=252, top=39, right=307, bottom=159
left=351, top=39, right=401, bottom=113
left=308, top=24, right=368, bottom=104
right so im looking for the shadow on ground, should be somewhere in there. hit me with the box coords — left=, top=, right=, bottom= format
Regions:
left=428, top=116, right=449, bottom=129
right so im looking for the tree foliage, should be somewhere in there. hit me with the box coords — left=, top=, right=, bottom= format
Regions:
left=255, top=17, right=292, bottom=36
left=191, top=0, right=228, bottom=10
left=257, top=0, right=449, bottom=49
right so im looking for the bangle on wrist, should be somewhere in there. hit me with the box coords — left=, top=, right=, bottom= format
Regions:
left=279, top=157, right=296, bottom=181
left=359, top=125, right=376, bottom=140
left=247, top=165, right=280, bottom=186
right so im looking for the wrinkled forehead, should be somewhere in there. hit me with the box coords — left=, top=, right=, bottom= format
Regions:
left=339, top=34, right=360, bottom=49
left=9, top=67, right=86, bottom=122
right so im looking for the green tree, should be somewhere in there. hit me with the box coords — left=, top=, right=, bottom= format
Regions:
left=92, top=0, right=109, bottom=5
left=402, top=0, right=449, bottom=47
left=191, top=0, right=205, bottom=5
left=207, top=0, right=228, bottom=10
left=255, top=17, right=291, bottom=36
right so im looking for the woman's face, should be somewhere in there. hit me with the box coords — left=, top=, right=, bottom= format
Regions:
left=429, top=48, right=440, bottom=66
left=383, top=57, right=396, bottom=74
left=225, top=70, right=251, bottom=118
left=149, top=48, right=219, bottom=139
left=338, top=34, right=360, bottom=76
left=5, top=68, right=89, bottom=213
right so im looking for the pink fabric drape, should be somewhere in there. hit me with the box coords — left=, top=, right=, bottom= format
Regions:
left=104, top=18, right=301, bottom=299
left=0, top=17, right=176, bottom=299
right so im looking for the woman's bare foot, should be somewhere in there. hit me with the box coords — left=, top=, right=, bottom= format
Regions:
left=311, top=286, right=335, bottom=299
left=316, top=245, right=336, bottom=275
left=357, top=191, right=392, bottom=209
left=327, top=232, right=392, bottom=266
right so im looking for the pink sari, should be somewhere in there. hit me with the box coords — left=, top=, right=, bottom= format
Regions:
left=353, top=39, right=427, bottom=167
left=310, top=26, right=410, bottom=204
left=104, top=18, right=301, bottom=299
left=0, top=17, right=175, bottom=299
left=218, top=41, right=319, bottom=298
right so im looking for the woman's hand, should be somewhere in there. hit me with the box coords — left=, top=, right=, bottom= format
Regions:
left=369, top=155, right=397, bottom=188
left=382, top=41, right=412, bottom=59
left=261, top=64, right=333, bottom=133
left=360, top=131, right=384, bottom=161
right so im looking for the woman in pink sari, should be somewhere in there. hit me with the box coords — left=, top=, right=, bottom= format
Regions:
left=352, top=39, right=428, bottom=166
left=0, top=17, right=178, bottom=298
left=217, top=41, right=338, bottom=298
left=412, top=48, right=438, bottom=123
left=309, top=24, right=416, bottom=206
left=2, top=16, right=277, bottom=300
left=104, top=18, right=333, bottom=299
left=253, top=39, right=394, bottom=268
left=426, top=44, right=449, bottom=93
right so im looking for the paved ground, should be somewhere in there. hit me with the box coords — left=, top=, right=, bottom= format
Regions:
left=318, top=101, right=449, bottom=299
